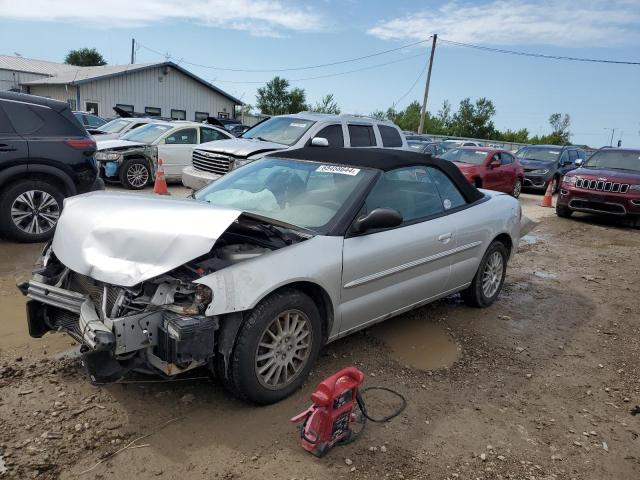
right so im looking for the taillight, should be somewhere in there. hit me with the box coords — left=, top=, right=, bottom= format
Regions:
left=65, top=138, right=96, bottom=150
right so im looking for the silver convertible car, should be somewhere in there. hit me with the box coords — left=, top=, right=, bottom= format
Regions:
left=20, top=148, right=520, bottom=404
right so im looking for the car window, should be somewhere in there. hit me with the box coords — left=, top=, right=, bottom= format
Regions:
left=348, top=124, right=376, bottom=147
left=378, top=125, right=403, bottom=147
left=578, top=150, right=587, bottom=160
left=500, top=153, right=513, bottom=164
left=2, top=102, right=45, bottom=134
left=363, top=166, right=445, bottom=223
left=0, top=104, right=16, bottom=134
left=200, top=127, right=228, bottom=143
left=568, top=150, right=578, bottom=162
left=314, top=124, right=344, bottom=147
left=428, top=167, right=467, bottom=210
left=86, top=115, right=103, bottom=127
left=165, top=128, right=197, bottom=145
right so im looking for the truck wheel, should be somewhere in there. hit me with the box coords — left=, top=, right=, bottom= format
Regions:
left=120, top=158, right=151, bottom=190
left=0, top=180, right=64, bottom=243
left=556, top=204, right=573, bottom=218
left=225, top=289, right=322, bottom=404
left=461, top=241, right=508, bottom=308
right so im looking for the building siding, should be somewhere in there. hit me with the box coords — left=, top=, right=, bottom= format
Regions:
left=0, top=69, right=50, bottom=92
left=71, top=65, right=236, bottom=119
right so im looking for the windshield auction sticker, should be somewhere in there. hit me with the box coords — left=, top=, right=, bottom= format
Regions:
left=316, top=165, right=361, bottom=176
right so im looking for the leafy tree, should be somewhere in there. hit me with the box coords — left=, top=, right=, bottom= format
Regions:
left=547, top=113, right=571, bottom=144
left=496, top=128, right=530, bottom=143
left=312, top=94, right=340, bottom=114
left=64, top=48, right=106, bottom=66
left=256, top=77, right=309, bottom=115
left=450, top=97, right=496, bottom=138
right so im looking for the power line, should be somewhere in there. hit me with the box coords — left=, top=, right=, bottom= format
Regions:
left=210, top=52, right=426, bottom=84
left=438, top=38, right=640, bottom=65
left=136, top=37, right=433, bottom=73
left=393, top=58, right=429, bottom=107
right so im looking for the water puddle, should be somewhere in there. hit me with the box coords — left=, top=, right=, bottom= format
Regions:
left=369, top=315, right=460, bottom=370
left=533, top=271, right=558, bottom=279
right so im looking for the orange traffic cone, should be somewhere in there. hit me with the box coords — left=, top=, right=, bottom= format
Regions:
left=154, top=159, right=170, bottom=195
left=540, top=179, right=553, bottom=207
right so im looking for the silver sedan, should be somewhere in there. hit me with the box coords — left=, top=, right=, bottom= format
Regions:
left=21, top=148, right=520, bottom=404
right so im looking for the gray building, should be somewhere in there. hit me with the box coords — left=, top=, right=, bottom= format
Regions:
left=0, top=55, right=242, bottom=121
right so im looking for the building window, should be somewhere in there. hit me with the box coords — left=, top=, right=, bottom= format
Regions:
left=85, top=102, right=99, bottom=116
left=116, top=104, right=134, bottom=114
left=195, top=111, right=209, bottom=122
left=171, top=109, right=186, bottom=120
left=145, top=107, right=161, bottom=117
left=217, top=112, right=230, bottom=119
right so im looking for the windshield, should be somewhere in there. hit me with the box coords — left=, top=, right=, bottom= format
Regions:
left=583, top=150, right=640, bottom=172
left=440, top=148, right=488, bottom=165
left=121, top=123, right=172, bottom=143
left=98, top=119, right=130, bottom=134
left=407, top=141, right=428, bottom=152
left=194, top=158, right=376, bottom=233
left=241, top=117, right=315, bottom=146
left=516, top=147, right=560, bottom=163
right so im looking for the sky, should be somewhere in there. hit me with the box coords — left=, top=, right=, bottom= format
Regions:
left=0, top=0, right=639, bottom=147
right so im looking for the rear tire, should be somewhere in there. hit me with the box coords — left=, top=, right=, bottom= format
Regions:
left=224, top=289, right=322, bottom=404
left=556, top=204, right=573, bottom=218
left=0, top=180, right=64, bottom=242
left=461, top=241, right=508, bottom=308
left=119, top=158, right=151, bottom=190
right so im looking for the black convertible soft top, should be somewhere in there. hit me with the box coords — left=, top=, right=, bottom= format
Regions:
left=268, top=147, right=485, bottom=203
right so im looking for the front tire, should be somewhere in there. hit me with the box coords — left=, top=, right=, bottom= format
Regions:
left=0, top=180, right=64, bottom=242
left=556, top=204, right=573, bottom=218
left=119, top=158, right=151, bottom=190
left=461, top=241, right=508, bottom=308
left=225, top=289, right=322, bottom=404
left=511, top=178, right=522, bottom=198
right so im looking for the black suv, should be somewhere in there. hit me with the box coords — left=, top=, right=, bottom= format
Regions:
left=0, top=92, right=103, bottom=242
left=515, top=145, right=587, bottom=193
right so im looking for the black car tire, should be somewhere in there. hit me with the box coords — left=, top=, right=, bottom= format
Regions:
left=547, top=176, right=560, bottom=194
left=224, top=288, right=322, bottom=404
left=461, top=241, right=508, bottom=308
left=556, top=204, right=573, bottom=218
left=511, top=178, right=522, bottom=198
left=0, top=179, right=64, bottom=243
left=119, top=158, right=151, bottom=190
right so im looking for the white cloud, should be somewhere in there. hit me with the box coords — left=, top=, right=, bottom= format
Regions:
left=368, top=0, right=640, bottom=47
left=0, top=0, right=324, bottom=36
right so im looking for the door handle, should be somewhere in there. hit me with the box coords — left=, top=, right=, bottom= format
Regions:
left=437, top=233, right=452, bottom=243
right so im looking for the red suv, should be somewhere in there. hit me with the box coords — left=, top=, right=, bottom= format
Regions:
left=557, top=148, right=640, bottom=224
left=440, top=147, right=525, bottom=197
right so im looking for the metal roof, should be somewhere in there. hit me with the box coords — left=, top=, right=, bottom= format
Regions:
left=0, top=55, right=77, bottom=75
left=20, top=61, right=243, bottom=105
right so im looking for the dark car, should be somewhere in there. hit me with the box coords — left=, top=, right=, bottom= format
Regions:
left=407, top=140, right=447, bottom=156
left=73, top=111, right=107, bottom=129
left=404, top=133, right=433, bottom=142
left=515, top=145, right=586, bottom=193
left=0, top=92, right=103, bottom=242
left=556, top=148, right=640, bottom=225
left=440, top=147, right=525, bottom=197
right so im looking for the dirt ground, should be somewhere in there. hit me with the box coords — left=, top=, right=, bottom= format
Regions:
left=0, top=188, right=638, bottom=480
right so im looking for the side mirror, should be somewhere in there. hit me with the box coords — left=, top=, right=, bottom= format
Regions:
left=352, top=208, right=403, bottom=234
left=574, top=159, right=583, bottom=167
left=488, top=158, right=500, bottom=169
left=310, top=137, right=329, bottom=147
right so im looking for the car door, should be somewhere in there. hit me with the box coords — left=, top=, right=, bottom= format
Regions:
left=0, top=102, right=29, bottom=168
left=562, top=150, right=579, bottom=175
left=483, top=152, right=503, bottom=191
left=200, top=126, right=231, bottom=145
left=499, top=152, right=517, bottom=192
left=157, top=127, right=198, bottom=176
left=339, top=166, right=463, bottom=335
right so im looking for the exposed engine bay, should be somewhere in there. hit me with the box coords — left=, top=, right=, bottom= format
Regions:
left=21, top=214, right=309, bottom=384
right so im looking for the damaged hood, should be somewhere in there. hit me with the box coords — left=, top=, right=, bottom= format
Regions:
left=96, top=139, right=144, bottom=151
left=197, top=138, right=286, bottom=158
left=51, top=192, right=241, bottom=287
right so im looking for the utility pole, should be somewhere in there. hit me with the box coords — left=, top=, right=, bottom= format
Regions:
left=604, top=127, right=615, bottom=146
left=418, top=34, right=437, bottom=135
left=130, top=38, right=135, bottom=64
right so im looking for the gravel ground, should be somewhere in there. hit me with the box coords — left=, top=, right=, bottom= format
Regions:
left=0, top=189, right=638, bottom=479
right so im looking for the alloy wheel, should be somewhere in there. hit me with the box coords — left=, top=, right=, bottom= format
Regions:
left=254, top=309, right=313, bottom=390
left=513, top=179, right=522, bottom=197
left=10, top=190, right=60, bottom=235
left=126, top=164, right=149, bottom=188
left=482, top=251, right=503, bottom=298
